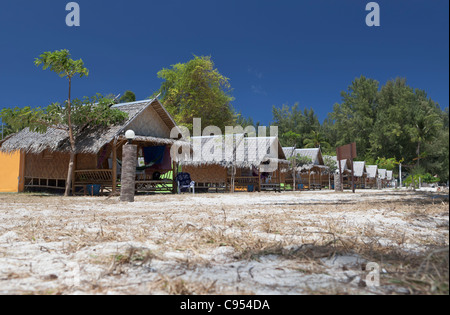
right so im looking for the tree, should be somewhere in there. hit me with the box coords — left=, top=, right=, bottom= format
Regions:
left=407, top=91, right=443, bottom=167
left=1, top=50, right=129, bottom=196
left=157, top=56, right=236, bottom=132
left=287, top=154, right=312, bottom=191
left=235, top=111, right=257, bottom=129
left=272, top=103, right=321, bottom=147
left=370, top=78, right=415, bottom=161
left=303, top=130, right=330, bottom=150
left=1, top=94, right=128, bottom=195
left=0, top=122, right=14, bottom=140
left=328, top=76, right=447, bottom=180
left=323, top=155, right=338, bottom=189
left=375, top=157, right=402, bottom=172
left=119, top=91, right=136, bottom=103
left=422, top=107, right=449, bottom=182
left=330, top=76, right=379, bottom=160
left=32, top=49, right=89, bottom=196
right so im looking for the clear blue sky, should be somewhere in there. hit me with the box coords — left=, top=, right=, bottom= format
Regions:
left=0, top=0, right=448, bottom=126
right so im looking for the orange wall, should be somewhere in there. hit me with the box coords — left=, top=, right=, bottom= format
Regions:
left=0, top=151, right=24, bottom=193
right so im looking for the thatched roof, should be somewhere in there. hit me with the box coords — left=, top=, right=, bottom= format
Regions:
left=378, top=169, right=387, bottom=180
left=282, top=147, right=296, bottom=160
left=386, top=170, right=393, bottom=181
left=0, top=98, right=180, bottom=154
left=366, top=165, right=378, bottom=179
left=325, top=156, right=352, bottom=174
left=353, top=161, right=366, bottom=177
left=297, top=164, right=329, bottom=173
left=180, top=135, right=288, bottom=169
left=294, top=148, right=324, bottom=165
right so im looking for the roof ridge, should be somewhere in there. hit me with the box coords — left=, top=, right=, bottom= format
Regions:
left=111, top=98, right=154, bottom=108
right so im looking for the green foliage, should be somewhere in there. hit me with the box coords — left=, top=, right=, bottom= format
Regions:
left=303, top=130, right=330, bottom=150
left=323, top=155, right=338, bottom=173
left=330, top=76, right=379, bottom=157
left=272, top=103, right=321, bottom=147
left=235, top=111, right=258, bottom=129
left=289, top=154, right=312, bottom=167
left=405, top=172, right=440, bottom=188
left=326, top=76, right=447, bottom=181
left=119, top=91, right=136, bottom=103
left=0, top=123, right=14, bottom=139
left=157, top=55, right=236, bottom=131
left=34, top=49, right=88, bottom=79
left=422, top=173, right=440, bottom=184
left=271, top=76, right=446, bottom=181
left=0, top=94, right=128, bottom=136
left=281, top=131, right=302, bottom=147
left=376, top=157, right=402, bottom=171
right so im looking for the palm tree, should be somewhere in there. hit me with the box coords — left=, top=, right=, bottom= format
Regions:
left=409, top=100, right=443, bottom=167
left=303, top=131, right=330, bottom=150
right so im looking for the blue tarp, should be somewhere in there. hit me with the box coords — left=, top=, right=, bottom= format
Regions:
left=143, top=146, right=165, bottom=165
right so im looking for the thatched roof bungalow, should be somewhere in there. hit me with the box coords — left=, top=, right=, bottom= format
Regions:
left=0, top=98, right=182, bottom=194
left=181, top=135, right=288, bottom=192
left=386, top=170, right=393, bottom=181
left=353, top=161, right=366, bottom=178
left=365, top=165, right=378, bottom=188
left=378, top=169, right=387, bottom=180
left=292, top=148, right=327, bottom=190
left=324, top=156, right=352, bottom=175
left=366, top=165, right=378, bottom=179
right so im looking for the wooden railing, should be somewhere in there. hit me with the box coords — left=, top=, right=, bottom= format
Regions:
left=75, top=169, right=113, bottom=184
left=231, top=176, right=259, bottom=186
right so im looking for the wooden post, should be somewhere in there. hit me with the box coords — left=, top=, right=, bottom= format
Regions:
left=308, top=169, right=311, bottom=190
left=18, top=150, right=26, bottom=193
left=258, top=167, right=261, bottom=192
left=231, top=164, right=236, bottom=193
left=112, top=139, right=117, bottom=195
left=337, top=157, right=343, bottom=192
left=172, top=160, right=178, bottom=194
left=319, top=168, right=322, bottom=190
left=328, top=172, right=331, bottom=190
left=277, top=163, right=281, bottom=192
left=120, top=144, right=137, bottom=202
left=71, top=153, right=77, bottom=196
left=350, top=143, right=355, bottom=193
left=292, top=166, right=296, bottom=192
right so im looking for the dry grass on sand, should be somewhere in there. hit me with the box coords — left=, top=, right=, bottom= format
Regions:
left=0, top=189, right=448, bottom=295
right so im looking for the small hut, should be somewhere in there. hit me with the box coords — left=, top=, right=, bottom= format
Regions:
left=181, top=135, right=288, bottom=192
left=0, top=98, right=183, bottom=195
left=293, top=148, right=327, bottom=190
left=386, top=170, right=395, bottom=187
left=378, top=169, right=387, bottom=189
left=352, top=161, right=367, bottom=189
left=323, top=156, right=353, bottom=189
left=366, top=165, right=379, bottom=189
left=281, top=147, right=296, bottom=190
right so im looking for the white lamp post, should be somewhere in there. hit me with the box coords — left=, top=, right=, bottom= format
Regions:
left=121, top=130, right=137, bottom=202
left=125, top=129, right=135, bottom=145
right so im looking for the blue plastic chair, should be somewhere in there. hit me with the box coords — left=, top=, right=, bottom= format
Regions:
left=176, top=172, right=195, bottom=194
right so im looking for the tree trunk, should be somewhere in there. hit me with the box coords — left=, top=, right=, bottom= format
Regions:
left=64, top=77, right=75, bottom=197
left=65, top=151, right=76, bottom=196
left=416, top=141, right=421, bottom=167
left=292, top=163, right=296, bottom=191
left=120, top=144, right=137, bottom=202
